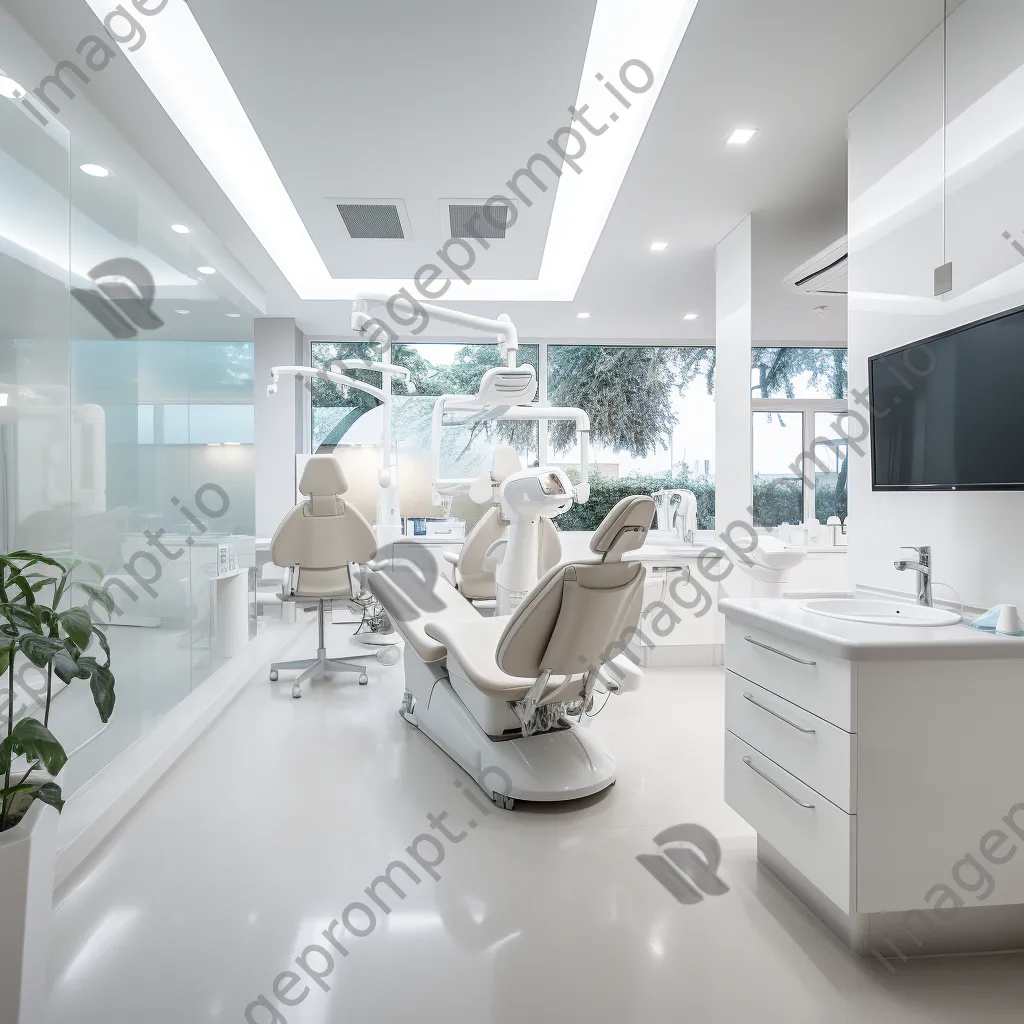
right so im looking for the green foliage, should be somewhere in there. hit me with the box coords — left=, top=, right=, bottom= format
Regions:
left=555, top=470, right=716, bottom=532
left=0, top=554, right=116, bottom=832
left=547, top=346, right=715, bottom=457
left=752, top=348, right=848, bottom=399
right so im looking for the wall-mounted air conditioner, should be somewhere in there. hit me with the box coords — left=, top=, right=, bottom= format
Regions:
left=783, top=235, right=848, bottom=295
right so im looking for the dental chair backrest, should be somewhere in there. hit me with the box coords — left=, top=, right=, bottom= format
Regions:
left=456, top=447, right=560, bottom=601
left=271, top=455, right=376, bottom=597
left=495, top=495, right=655, bottom=678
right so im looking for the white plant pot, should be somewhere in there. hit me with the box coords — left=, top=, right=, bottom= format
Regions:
left=0, top=796, right=58, bottom=1024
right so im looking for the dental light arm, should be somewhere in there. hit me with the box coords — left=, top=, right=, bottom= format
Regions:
left=432, top=400, right=591, bottom=504
left=266, top=365, right=389, bottom=403
left=329, top=359, right=415, bottom=392
left=352, top=295, right=519, bottom=366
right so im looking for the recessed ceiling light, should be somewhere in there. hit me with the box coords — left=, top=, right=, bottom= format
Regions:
left=80, top=163, right=109, bottom=177
left=726, top=128, right=758, bottom=146
left=225, top=312, right=241, bottom=318
left=0, top=75, right=24, bottom=99
left=650, top=241, right=668, bottom=252
left=171, top=224, right=190, bottom=234
left=197, top=266, right=216, bottom=275
left=683, top=312, right=699, bottom=320
left=174, top=309, right=190, bottom=315
left=576, top=312, right=591, bottom=319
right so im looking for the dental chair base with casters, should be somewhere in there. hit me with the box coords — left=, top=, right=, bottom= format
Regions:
left=269, top=455, right=399, bottom=698
left=369, top=495, right=654, bottom=807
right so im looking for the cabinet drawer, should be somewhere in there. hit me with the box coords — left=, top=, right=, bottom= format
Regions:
left=725, top=672, right=856, bottom=813
left=725, top=732, right=856, bottom=913
left=725, top=620, right=854, bottom=731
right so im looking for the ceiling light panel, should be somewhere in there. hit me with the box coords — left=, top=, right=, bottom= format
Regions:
left=87, top=0, right=699, bottom=300
left=726, top=128, right=758, bottom=145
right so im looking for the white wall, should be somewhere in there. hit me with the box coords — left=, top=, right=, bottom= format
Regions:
left=254, top=319, right=304, bottom=538
left=848, top=0, right=1024, bottom=608
left=715, top=216, right=753, bottom=536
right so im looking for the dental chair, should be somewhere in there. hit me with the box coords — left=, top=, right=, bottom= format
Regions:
left=368, top=495, right=655, bottom=807
left=443, top=446, right=561, bottom=606
left=269, top=455, right=391, bottom=698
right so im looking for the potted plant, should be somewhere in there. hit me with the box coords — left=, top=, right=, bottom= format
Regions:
left=0, top=551, right=116, bottom=1024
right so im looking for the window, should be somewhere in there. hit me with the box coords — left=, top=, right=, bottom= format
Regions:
left=751, top=347, right=848, bottom=526
left=546, top=345, right=715, bottom=530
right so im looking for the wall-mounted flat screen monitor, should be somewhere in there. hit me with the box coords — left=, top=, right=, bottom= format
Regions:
left=870, top=303, right=1024, bottom=490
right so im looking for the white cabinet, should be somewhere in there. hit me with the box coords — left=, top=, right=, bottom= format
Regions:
left=725, top=733, right=856, bottom=913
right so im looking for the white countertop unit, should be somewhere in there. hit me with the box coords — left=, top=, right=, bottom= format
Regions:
left=719, top=596, right=1023, bottom=660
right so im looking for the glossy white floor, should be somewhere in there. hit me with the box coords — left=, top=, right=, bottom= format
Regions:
left=47, top=617, right=1024, bottom=1023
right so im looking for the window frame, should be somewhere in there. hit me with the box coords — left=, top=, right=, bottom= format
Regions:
left=750, top=398, right=848, bottom=525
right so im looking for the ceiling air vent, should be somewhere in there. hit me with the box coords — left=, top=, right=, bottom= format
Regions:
left=440, top=198, right=517, bottom=242
left=450, top=203, right=507, bottom=239
left=333, top=199, right=412, bottom=239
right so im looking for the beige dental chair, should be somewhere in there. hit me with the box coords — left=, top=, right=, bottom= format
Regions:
left=269, top=455, right=381, bottom=698
left=371, top=495, right=656, bottom=806
left=443, top=446, right=561, bottom=604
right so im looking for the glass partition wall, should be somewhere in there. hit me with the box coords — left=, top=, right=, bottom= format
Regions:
left=1, top=99, right=257, bottom=799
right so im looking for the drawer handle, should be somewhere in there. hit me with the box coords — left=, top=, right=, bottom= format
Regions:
left=742, top=692, right=816, bottom=734
left=743, top=635, right=816, bottom=666
left=653, top=565, right=686, bottom=574
left=742, top=756, right=815, bottom=809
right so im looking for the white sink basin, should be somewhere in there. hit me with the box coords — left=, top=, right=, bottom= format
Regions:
left=799, top=598, right=961, bottom=627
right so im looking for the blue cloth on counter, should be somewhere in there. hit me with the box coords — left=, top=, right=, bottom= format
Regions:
left=969, top=605, right=1024, bottom=636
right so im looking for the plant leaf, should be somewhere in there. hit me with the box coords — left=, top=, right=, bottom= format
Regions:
left=18, top=634, right=66, bottom=667
left=29, top=781, right=64, bottom=812
left=52, top=650, right=82, bottom=684
left=74, top=582, right=115, bottom=617
left=8, top=718, right=67, bottom=775
left=91, top=626, right=111, bottom=667
left=85, top=560, right=105, bottom=580
left=6, top=550, right=67, bottom=571
left=58, top=608, right=92, bottom=649
left=77, top=658, right=116, bottom=723
left=0, top=603, right=41, bottom=633
left=0, top=644, right=10, bottom=675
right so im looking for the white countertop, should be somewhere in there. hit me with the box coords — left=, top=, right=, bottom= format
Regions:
left=719, top=596, right=1024, bottom=661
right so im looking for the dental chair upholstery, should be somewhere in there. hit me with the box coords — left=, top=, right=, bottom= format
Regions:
left=424, top=494, right=654, bottom=719
left=269, top=455, right=380, bottom=697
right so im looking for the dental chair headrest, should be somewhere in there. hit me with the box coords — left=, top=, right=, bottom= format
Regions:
left=589, top=495, right=656, bottom=562
left=492, top=445, right=522, bottom=483
left=299, top=455, right=348, bottom=497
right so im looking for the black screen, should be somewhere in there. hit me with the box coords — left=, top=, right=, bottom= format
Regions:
left=870, top=305, right=1024, bottom=489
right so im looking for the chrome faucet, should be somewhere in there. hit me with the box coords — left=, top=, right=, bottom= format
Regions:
left=894, top=545, right=932, bottom=607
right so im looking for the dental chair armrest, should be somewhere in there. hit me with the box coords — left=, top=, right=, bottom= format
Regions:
left=442, top=550, right=460, bottom=567
left=281, top=564, right=301, bottom=598
left=597, top=652, right=643, bottom=694
left=482, top=539, right=507, bottom=573
left=347, top=561, right=364, bottom=601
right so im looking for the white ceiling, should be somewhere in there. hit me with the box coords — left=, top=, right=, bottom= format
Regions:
left=5, top=0, right=945, bottom=339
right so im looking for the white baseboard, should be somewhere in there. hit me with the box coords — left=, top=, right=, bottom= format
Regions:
left=52, top=622, right=287, bottom=900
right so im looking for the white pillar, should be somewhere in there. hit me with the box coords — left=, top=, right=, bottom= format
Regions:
left=715, top=216, right=753, bottom=533
left=254, top=318, right=304, bottom=539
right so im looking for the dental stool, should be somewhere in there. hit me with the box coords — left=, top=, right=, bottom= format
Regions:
left=269, top=455, right=391, bottom=698
left=443, top=446, right=561, bottom=605
left=387, top=494, right=655, bottom=807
